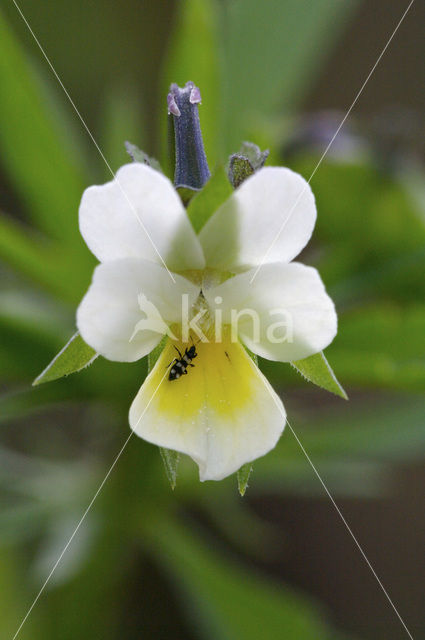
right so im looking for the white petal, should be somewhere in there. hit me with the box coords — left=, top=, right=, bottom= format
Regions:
left=79, top=163, right=205, bottom=271
left=77, top=259, right=200, bottom=362
left=129, top=338, right=286, bottom=481
left=204, top=262, right=337, bottom=362
left=199, top=167, right=316, bottom=271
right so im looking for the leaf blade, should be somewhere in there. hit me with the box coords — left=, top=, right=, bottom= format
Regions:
left=33, top=332, right=97, bottom=386
left=0, top=8, right=88, bottom=242
left=291, top=351, right=348, bottom=399
left=0, top=210, right=92, bottom=303
left=237, top=463, right=253, bottom=497
left=159, top=448, right=180, bottom=491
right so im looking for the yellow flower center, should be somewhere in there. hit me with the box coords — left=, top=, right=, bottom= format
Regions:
left=145, top=332, right=257, bottom=420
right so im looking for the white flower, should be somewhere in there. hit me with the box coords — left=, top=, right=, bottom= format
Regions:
left=77, top=163, right=337, bottom=481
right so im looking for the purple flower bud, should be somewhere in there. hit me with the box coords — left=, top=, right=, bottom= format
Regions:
left=168, top=81, right=210, bottom=191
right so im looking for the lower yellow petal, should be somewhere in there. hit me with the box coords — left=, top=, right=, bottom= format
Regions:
left=129, top=337, right=286, bottom=481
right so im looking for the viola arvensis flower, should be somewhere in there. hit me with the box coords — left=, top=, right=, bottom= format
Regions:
left=75, top=81, right=337, bottom=481
left=76, top=159, right=337, bottom=481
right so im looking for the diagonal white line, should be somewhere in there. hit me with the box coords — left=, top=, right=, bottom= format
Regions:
left=249, top=0, right=415, bottom=284
left=11, top=0, right=176, bottom=283
left=11, top=368, right=169, bottom=640
left=265, top=383, right=413, bottom=639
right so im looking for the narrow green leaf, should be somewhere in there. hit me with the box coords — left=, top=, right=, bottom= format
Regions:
left=187, top=166, right=233, bottom=233
left=33, top=332, right=97, bottom=386
left=0, top=8, right=88, bottom=243
left=237, top=463, right=253, bottom=497
left=291, top=351, right=348, bottom=399
left=0, top=211, right=93, bottom=303
left=159, top=448, right=180, bottom=491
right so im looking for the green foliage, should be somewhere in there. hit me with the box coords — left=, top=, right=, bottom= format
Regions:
left=145, top=516, right=333, bottom=640
left=33, top=333, right=97, bottom=386
left=252, top=394, right=425, bottom=497
left=237, top=463, right=253, bottom=496
left=220, top=0, right=358, bottom=152
left=0, top=8, right=89, bottom=244
left=0, top=548, right=43, bottom=640
left=303, top=395, right=425, bottom=462
left=294, top=159, right=425, bottom=303
left=0, top=212, right=91, bottom=303
left=100, top=85, right=146, bottom=176
left=329, top=304, right=425, bottom=391
left=291, top=351, right=348, bottom=399
left=159, top=448, right=180, bottom=491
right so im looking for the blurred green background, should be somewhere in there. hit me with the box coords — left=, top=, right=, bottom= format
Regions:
left=0, top=1, right=424, bottom=639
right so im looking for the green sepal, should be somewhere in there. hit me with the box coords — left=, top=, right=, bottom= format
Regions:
left=238, top=141, right=269, bottom=169
left=187, top=166, right=233, bottom=233
left=160, top=448, right=180, bottom=491
left=125, top=141, right=162, bottom=172
left=228, top=155, right=254, bottom=189
left=228, top=141, right=269, bottom=188
left=291, top=351, right=348, bottom=400
left=237, top=463, right=253, bottom=497
left=33, top=332, right=97, bottom=386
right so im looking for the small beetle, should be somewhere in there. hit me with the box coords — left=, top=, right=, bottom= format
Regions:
left=168, top=345, right=197, bottom=381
